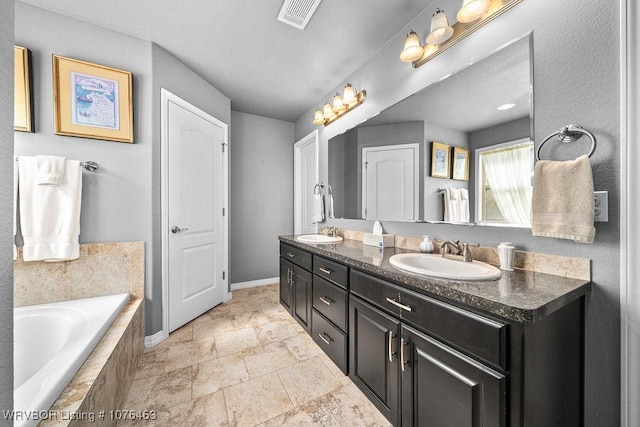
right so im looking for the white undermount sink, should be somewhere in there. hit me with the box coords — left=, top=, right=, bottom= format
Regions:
left=389, top=253, right=501, bottom=281
left=296, top=234, right=344, bottom=244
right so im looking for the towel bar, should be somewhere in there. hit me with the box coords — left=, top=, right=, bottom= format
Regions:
left=536, top=125, right=596, bottom=161
left=15, top=157, right=99, bottom=172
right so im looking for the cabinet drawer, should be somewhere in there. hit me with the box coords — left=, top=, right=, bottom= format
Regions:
left=280, top=243, right=312, bottom=271
left=313, top=255, right=348, bottom=289
left=313, top=276, right=348, bottom=331
left=350, top=269, right=508, bottom=370
left=312, top=310, right=347, bottom=374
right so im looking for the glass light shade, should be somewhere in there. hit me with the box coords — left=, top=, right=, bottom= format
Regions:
left=313, top=109, right=325, bottom=125
left=426, top=9, right=454, bottom=45
left=400, top=30, right=424, bottom=62
left=332, top=93, right=346, bottom=113
left=323, top=102, right=336, bottom=120
left=457, top=0, right=491, bottom=23
left=343, top=84, right=358, bottom=107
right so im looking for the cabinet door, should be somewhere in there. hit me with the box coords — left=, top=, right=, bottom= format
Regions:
left=292, top=265, right=312, bottom=333
left=279, top=257, right=293, bottom=312
left=401, top=324, right=506, bottom=427
left=350, top=295, right=400, bottom=425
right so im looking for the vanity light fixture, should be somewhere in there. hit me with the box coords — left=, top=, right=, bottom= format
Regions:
left=401, top=0, right=522, bottom=69
left=312, top=83, right=367, bottom=126
left=426, top=9, right=454, bottom=45
left=457, top=0, right=491, bottom=23
left=497, top=102, right=516, bottom=110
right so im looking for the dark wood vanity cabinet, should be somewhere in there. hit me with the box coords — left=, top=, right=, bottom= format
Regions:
left=278, top=239, right=585, bottom=427
left=279, top=244, right=312, bottom=332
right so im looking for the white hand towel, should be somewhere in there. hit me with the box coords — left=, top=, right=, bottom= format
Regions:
left=459, top=188, right=470, bottom=223
left=449, top=188, right=460, bottom=222
left=18, top=156, right=83, bottom=261
left=312, top=193, right=325, bottom=223
left=13, top=156, right=18, bottom=260
left=36, top=155, right=66, bottom=186
left=531, top=154, right=595, bottom=243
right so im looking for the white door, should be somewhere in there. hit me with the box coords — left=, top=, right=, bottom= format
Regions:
left=294, top=131, right=319, bottom=234
left=362, top=144, right=419, bottom=221
left=163, top=90, right=228, bottom=333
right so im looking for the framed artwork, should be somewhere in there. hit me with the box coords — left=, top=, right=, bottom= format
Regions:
left=431, top=141, right=450, bottom=178
left=452, top=147, right=470, bottom=181
left=52, top=55, right=133, bottom=143
left=14, top=46, right=34, bottom=132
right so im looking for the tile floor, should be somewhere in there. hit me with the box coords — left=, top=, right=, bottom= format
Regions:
left=119, top=284, right=391, bottom=426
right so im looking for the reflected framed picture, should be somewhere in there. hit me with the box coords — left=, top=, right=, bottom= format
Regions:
left=452, top=147, right=470, bottom=181
left=52, top=55, right=134, bottom=143
left=14, top=46, right=34, bottom=132
left=431, top=141, right=450, bottom=178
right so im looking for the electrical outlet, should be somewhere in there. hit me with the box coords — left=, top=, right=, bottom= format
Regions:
left=594, top=191, right=608, bottom=222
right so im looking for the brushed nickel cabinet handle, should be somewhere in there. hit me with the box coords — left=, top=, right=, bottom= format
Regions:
left=400, top=338, right=408, bottom=372
left=287, top=252, right=296, bottom=258
left=318, top=333, right=333, bottom=345
left=388, top=330, right=397, bottom=362
left=319, top=267, right=333, bottom=274
left=386, top=297, right=412, bottom=312
left=290, top=271, right=295, bottom=286
left=319, top=296, right=333, bottom=306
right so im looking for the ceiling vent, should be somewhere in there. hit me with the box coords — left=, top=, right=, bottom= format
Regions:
left=277, top=0, right=322, bottom=30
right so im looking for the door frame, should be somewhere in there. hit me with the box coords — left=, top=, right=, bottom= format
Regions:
left=160, top=88, right=230, bottom=343
left=620, top=1, right=639, bottom=425
left=294, top=130, right=319, bottom=234
left=361, top=143, right=420, bottom=220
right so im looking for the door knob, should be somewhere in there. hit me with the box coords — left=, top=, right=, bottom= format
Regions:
left=171, top=226, right=189, bottom=233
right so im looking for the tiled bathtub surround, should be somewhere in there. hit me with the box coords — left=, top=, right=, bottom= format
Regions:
left=14, top=241, right=145, bottom=306
left=14, top=241, right=145, bottom=426
left=341, top=230, right=590, bottom=281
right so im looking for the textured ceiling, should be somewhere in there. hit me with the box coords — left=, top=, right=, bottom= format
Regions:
left=19, top=0, right=436, bottom=122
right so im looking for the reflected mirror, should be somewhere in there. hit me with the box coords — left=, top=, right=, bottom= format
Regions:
left=328, top=35, right=533, bottom=226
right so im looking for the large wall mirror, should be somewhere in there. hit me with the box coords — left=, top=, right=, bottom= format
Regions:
left=328, top=34, right=533, bottom=227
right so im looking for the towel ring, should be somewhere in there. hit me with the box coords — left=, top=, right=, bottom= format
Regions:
left=535, top=125, right=596, bottom=161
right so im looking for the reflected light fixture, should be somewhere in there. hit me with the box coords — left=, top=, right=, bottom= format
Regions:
left=497, top=102, right=516, bottom=111
left=457, top=0, right=491, bottom=23
left=400, top=30, right=424, bottom=62
left=312, top=83, right=367, bottom=126
left=426, top=9, right=454, bottom=45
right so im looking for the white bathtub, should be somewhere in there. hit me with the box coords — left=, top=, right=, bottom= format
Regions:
left=14, top=293, right=130, bottom=426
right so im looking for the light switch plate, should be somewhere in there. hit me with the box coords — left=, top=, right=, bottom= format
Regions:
left=594, top=191, right=608, bottom=222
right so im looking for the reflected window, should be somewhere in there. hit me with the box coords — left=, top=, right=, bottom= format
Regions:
left=476, top=138, right=533, bottom=227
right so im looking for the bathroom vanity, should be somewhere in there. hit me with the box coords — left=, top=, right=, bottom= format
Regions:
left=279, top=236, right=590, bottom=427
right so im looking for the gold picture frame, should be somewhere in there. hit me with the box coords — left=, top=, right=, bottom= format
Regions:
left=14, top=46, right=34, bottom=132
left=53, top=55, right=133, bottom=143
left=431, top=141, right=450, bottom=179
left=452, top=147, right=470, bottom=181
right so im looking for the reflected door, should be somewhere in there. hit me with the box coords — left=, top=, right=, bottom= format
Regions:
left=362, top=144, right=419, bottom=221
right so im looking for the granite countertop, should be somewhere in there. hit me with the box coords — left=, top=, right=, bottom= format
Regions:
left=279, top=235, right=591, bottom=323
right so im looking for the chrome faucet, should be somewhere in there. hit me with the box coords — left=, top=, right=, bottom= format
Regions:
left=440, top=240, right=462, bottom=256
left=441, top=240, right=480, bottom=262
left=320, top=226, right=338, bottom=237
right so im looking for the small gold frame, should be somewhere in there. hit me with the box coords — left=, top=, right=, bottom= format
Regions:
left=431, top=141, right=451, bottom=179
left=452, top=147, right=470, bottom=181
left=14, top=46, right=34, bottom=132
left=53, top=55, right=134, bottom=143
left=412, top=0, right=523, bottom=68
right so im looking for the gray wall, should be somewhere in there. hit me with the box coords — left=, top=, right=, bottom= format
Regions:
left=0, top=0, right=14, bottom=414
left=230, top=111, right=294, bottom=284
left=14, top=2, right=155, bottom=331
left=151, top=43, right=231, bottom=334
left=13, top=5, right=232, bottom=337
left=295, top=1, right=620, bottom=424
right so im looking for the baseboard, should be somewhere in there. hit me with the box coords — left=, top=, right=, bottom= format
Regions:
left=230, top=277, right=279, bottom=291
left=144, top=330, right=167, bottom=348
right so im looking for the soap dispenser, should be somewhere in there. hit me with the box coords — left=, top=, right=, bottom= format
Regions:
left=420, top=236, right=434, bottom=253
